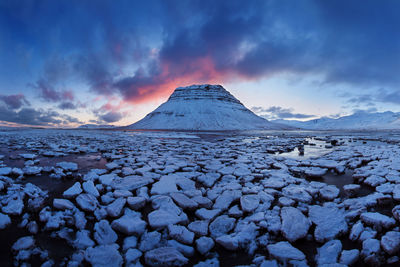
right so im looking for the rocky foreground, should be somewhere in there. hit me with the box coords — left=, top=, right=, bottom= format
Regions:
left=0, top=129, right=399, bottom=266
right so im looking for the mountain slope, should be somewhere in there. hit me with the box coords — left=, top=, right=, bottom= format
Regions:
left=127, top=84, right=289, bottom=130
left=274, top=111, right=400, bottom=130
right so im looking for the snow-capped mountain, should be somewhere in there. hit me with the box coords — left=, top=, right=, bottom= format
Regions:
left=127, top=84, right=289, bottom=130
left=273, top=111, right=400, bottom=130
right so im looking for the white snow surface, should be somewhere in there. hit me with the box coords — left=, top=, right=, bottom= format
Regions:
left=127, top=84, right=289, bottom=130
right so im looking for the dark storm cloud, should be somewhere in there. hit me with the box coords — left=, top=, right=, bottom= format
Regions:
left=98, top=111, right=123, bottom=123
left=33, top=79, right=74, bottom=103
left=58, top=102, right=76, bottom=110
left=2, top=0, right=400, bottom=104
left=0, top=106, right=57, bottom=126
left=252, top=106, right=315, bottom=120
left=347, top=88, right=400, bottom=106
left=0, top=94, right=30, bottom=109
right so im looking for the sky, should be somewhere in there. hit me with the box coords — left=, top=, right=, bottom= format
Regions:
left=1, top=0, right=400, bottom=127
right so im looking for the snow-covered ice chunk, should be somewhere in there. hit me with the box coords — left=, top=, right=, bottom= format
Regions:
left=111, top=175, right=153, bottom=191
left=0, top=213, right=11, bottom=229
left=76, top=193, right=98, bottom=212
left=316, top=239, right=342, bottom=265
left=213, top=190, right=241, bottom=210
left=267, top=241, right=306, bottom=262
left=56, top=161, right=78, bottom=172
left=168, top=225, right=194, bottom=244
left=63, top=182, right=82, bottom=198
left=148, top=209, right=187, bottom=229
left=282, top=185, right=312, bottom=203
left=193, top=258, right=219, bottom=267
left=24, top=166, right=42, bottom=175
left=167, top=239, right=195, bottom=257
left=105, top=162, right=119, bottom=170
left=320, top=185, right=340, bottom=200
left=125, top=248, right=142, bottom=265
left=139, top=231, right=161, bottom=252
left=304, top=167, right=328, bottom=178
left=361, top=238, right=380, bottom=264
left=343, top=184, right=360, bottom=197
left=0, top=167, right=12, bottom=176
left=188, top=220, right=209, bottom=236
left=360, top=212, right=396, bottom=230
left=94, top=220, right=118, bottom=245
left=364, top=175, right=386, bottom=187
left=74, top=230, right=95, bottom=249
left=85, top=244, right=123, bottom=267
left=127, top=196, right=146, bottom=210
left=111, top=210, right=146, bottom=235
left=240, top=194, right=260, bottom=212
left=209, top=215, right=236, bottom=238
left=99, top=174, right=117, bottom=186
left=339, top=249, right=359, bottom=266
left=381, top=231, right=400, bottom=255
left=12, top=236, right=35, bottom=251
left=53, top=198, right=74, bottom=210
left=197, top=172, right=220, bottom=187
left=144, top=247, right=188, bottom=267
left=280, top=207, right=310, bottom=242
left=123, top=236, right=137, bottom=251
left=20, top=153, right=36, bottom=160
left=82, top=180, right=99, bottom=197
left=195, top=236, right=214, bottom=255
left=309, top=205, right=348, bottom=243
left=2, top=197, right=24, bottom=215
left=170, top=192, right=198, bottom=210
left=151, top=175, right=178, bottom=195
left=106, top=198, right=126, bottom=217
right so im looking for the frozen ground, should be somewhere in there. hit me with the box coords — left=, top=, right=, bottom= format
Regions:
left=0, top=128, right=399, bottom=266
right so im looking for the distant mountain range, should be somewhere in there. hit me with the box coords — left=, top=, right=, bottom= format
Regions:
left=273, top=111, right=400, bottom=130
left=78, top=124, right=116, bottom=129
left=127, top=84, right=289, bottom=131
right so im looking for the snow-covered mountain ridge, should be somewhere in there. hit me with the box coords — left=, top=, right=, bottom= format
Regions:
left=128, top=84, right=289, bottom=130
left=273, top=111, right=400, bottom=130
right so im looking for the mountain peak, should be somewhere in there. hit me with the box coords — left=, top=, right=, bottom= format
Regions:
left=127, top=84, right=289, bottom=130
left=168, top=84, right=242, bottom=105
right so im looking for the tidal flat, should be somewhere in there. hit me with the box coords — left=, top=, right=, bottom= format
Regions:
left=0, top=128, right=399, bottom=266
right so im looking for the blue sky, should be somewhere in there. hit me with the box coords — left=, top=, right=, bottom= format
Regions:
left=0, top=0, right=399, bottom=126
